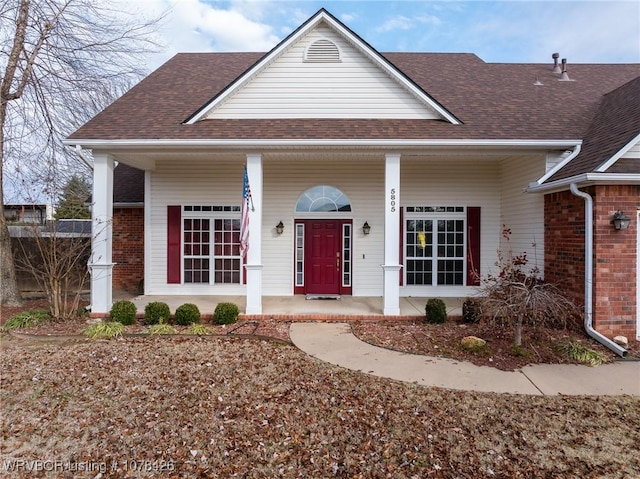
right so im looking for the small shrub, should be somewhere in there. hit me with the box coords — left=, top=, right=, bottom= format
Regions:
left=214, top=302, right=239, bottom=325
left=175, top=303, right=201, bottom=325
left=144, top=301, right=171, bottom=325
left=110, top=300, right=137, bottom=325
left=462, top=298, right=480, bottom=324
left=556, top=340, right=607, bottom=366
left=85, top=321, right=124, bottom=340
left=425, top=298, right=447, bottom=324
left=2, top=310, right=50, bottom=331
left=189, top=324, right=214, bottom=335
left=512, top=344, right=532, bottom=358
left=147, top=323, right=177, bottom=335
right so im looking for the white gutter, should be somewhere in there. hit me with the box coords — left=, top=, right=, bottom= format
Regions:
left=528, top=173, right=640, bottom=193
left=75, top=145, right=94, bottom=170
left=569, top=183, right=627, bottom=357
left=63, top=138, right=583, bottom=149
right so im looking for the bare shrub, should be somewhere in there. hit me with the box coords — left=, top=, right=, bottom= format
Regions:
left=14, top=224, right=90, bottom=320
left=476, top=227, right=581, bottom=346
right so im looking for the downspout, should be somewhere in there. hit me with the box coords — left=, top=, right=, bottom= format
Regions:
left=569, top=183, right=627, bottom=357
left=75, top=144, right=94, bottom=170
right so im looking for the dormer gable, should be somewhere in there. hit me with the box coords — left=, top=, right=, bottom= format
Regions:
left=185, top=9, right=460, bottom=124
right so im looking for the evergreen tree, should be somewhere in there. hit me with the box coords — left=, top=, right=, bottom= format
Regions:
left=54, top=176, right=91, bottom=219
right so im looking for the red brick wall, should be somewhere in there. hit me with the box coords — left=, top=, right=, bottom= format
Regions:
left=112, top=207, right=144, bottom=293
left=545, top=186, right=638, bottom=339
left=592, top=185, right=638, bottom=339
left=544, top=190, right=588, bottom=304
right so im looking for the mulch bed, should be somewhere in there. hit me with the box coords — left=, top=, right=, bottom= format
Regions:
left=352, top=319, right=639, bottom=371
left=3, top=298, right=638, bottom=371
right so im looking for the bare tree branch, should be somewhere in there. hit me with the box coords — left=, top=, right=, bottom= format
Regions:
left=1, top=0, right=165, bottom=305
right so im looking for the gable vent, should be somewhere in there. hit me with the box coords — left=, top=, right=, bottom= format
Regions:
left=304, top=39, right=341, bottom=62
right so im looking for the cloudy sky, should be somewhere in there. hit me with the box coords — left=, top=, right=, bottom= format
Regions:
left=135, top=0, right=640, bottom=70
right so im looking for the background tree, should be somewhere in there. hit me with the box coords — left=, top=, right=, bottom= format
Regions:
left=54, top=175, right=90, bottom=219
left=1, top=0, right=163, bottom=305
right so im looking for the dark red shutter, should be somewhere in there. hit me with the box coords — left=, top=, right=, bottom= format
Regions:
left=467, top=207, right=481, bottom=286
left=167, top=205, right=181, bottom=284
left=399, top=207, right=404, bottom=286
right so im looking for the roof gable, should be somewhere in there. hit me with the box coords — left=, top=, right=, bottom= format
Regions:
left=548, top=75, right=640, bottom=182
left=186, top=9, right=459, bottom=124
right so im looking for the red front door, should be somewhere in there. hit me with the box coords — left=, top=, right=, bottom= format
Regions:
left=303, top=220, right=345, bottom=295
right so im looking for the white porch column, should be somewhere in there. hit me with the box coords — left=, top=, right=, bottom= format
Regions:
left=383, top=153, right=401, bottom=315
left=245, top=153, right=263, bottom=314
left=90, top=153, right=115, bottom=315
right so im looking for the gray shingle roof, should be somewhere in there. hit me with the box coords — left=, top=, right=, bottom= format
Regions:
left=67, top=52, right=639, bottom=144
left=548, top=76, right=640, bottom=181
left=68, top=47, right=639, bottom=192
left=113, top=163, right=144, bottom=204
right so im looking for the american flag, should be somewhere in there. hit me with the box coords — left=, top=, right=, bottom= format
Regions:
left=239, top=166, right=252, bottom=257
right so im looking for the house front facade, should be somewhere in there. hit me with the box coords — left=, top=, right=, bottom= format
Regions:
left=65, top=10, right=639, bottom=343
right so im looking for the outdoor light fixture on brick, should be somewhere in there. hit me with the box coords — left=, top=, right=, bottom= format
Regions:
left=362, top=221, right=371, bottom=235
left=612, top=211, right=631, bottom=230
left=275, top=221, right=284, bottom=235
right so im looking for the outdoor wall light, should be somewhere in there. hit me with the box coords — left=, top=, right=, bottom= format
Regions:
left=275, top=221, right=284, bottom=235
left=612, top=211, right=631, bottom=231
left=362, top=221, right=371, bottom=235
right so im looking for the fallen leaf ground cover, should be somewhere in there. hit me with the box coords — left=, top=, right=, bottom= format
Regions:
left=1, top=335, right=639, bottom=479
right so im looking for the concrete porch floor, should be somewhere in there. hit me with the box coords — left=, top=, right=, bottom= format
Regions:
left=123, top=294, right=463, bottom=320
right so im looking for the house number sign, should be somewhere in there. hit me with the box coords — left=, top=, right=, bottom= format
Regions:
left=390, top=188, right=397, bottom=212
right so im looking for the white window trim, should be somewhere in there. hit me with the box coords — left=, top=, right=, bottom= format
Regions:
left=181, top=207, right=242, bottom=285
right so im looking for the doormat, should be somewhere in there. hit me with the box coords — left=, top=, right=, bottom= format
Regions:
left=305, top=295, right=341, bottom=300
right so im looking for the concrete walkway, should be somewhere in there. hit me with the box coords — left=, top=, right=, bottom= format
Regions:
left=290, top=322, right=640, bottom=396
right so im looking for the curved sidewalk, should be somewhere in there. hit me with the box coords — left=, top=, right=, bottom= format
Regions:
left=289, top=322, right=640, bottom=396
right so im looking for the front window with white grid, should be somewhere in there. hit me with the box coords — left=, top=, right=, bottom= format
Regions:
left=183, top=206, right=241, bottom=284
left=405, top=207, right=466, bottom=286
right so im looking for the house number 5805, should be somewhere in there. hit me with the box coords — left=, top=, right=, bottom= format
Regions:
left=390, top=188, right=396, bottom=212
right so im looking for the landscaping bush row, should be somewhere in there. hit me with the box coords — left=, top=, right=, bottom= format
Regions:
left=424, top=298, right=483, bottom=325
left=109, top=300, right=239, bottom=326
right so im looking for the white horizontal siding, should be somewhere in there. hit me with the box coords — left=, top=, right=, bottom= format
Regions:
left=262, top=157, right=385, bottom=296
left=401, top=158, right=502, bottom=297
left=545, top=150, right=570, bottom=173
left=207, top=25, right=439, bottom=120
left=621, top=140, right=640, bottom=159
left=500, top=155, right=547, bottom=277
left=145, top=153, right=536, bottom=298
left=147, top=159, right=246, bottom=296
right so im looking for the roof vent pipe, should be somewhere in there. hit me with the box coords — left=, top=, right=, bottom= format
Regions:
left=552, top=52, right=562, bottom=73
left=559, top=58, right=571, bottom=81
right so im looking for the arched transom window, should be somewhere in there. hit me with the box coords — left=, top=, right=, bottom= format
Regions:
left=295, top=185, right=351, bottom=212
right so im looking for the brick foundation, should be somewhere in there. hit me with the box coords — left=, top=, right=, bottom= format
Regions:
left=545, top=186, right=638, bottom=339
left=112, top=207, right=144, bottom=293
